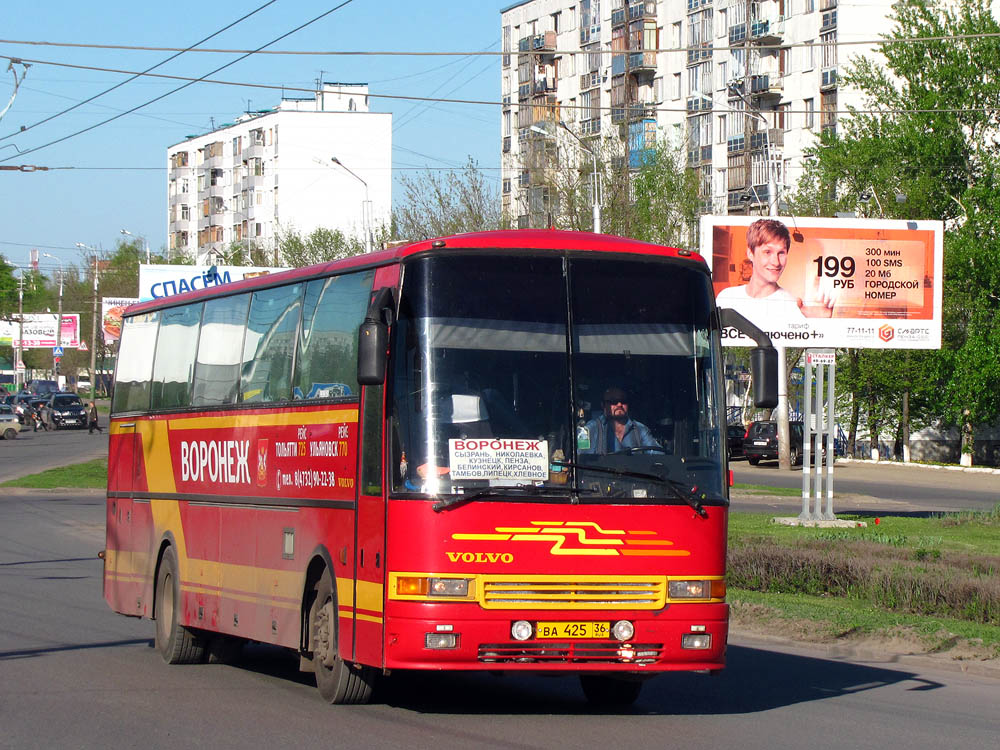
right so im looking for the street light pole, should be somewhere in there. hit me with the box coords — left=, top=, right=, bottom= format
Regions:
left=42, top=253, right=63, bottom=381
left=120, top=228, right=150, bottom=264
left=330, top=156, right=372, bottom=252
left=77, top=243, right=99, bottom=400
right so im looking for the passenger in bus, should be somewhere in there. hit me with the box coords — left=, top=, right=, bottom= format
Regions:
left=580, top=387, right=660, bottom=455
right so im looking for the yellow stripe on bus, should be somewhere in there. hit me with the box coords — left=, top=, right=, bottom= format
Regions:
left=166, top=410, right=359, bottom=431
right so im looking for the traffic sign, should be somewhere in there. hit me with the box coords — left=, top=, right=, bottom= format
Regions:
left=53, top=346, right=64, bottom=357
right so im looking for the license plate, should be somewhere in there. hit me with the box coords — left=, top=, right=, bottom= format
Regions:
left=536, top=621, right=609, bottom=639
left=754, top=440, right=767, bottom=446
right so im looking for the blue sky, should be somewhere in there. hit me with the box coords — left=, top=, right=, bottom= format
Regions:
left=0, top=0, right=507, bottom=274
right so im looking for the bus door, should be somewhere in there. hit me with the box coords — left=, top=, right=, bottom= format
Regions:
left=106, top=419, right=140, bottom=613
left=353, top=270, right=397, bottom=666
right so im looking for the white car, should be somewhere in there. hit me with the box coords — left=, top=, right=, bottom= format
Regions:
left=0, top=404, right=21, bottom=440
left=76, top=380, right=93, bottom=394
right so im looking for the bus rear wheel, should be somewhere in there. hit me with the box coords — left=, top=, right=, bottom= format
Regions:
left=308, top=570, right=376, bottom=704
left=155, top=545, right=206, bottom=664
left=579, top=675, right=643, bottom=707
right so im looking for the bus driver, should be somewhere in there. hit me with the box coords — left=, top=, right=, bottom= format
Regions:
left=580, top=387, right=660, bottom=455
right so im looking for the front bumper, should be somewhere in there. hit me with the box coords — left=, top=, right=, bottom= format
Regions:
left=383, top=603, right=728, bottom=672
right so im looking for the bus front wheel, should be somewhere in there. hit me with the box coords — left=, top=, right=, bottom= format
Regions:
left=154, top=545, right=206, bottom=664
left=308, top=570, right=376, bottom=704
left=579, top=675, right=643, bottom=707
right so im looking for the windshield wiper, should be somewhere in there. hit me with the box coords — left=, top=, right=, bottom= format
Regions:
left=552, top=460, right=710, bottom=518
left=432, top=484, right=584, bottom=513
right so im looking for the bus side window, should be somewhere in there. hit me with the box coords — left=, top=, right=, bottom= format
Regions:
left=360, top=385, right=383, bottom=495
left=293, top=270, right=375, bottom=400
left=191, top=294, right=250, bottom=408
left=112, top=312, right=159, bottom=414
left=241, top=284, right=303, bottom=403
left=150, top=303, right=202, bottom=410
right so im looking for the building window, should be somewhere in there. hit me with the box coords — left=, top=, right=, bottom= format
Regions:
left=805, top=98, right=815, bottom=129
left=804, top=40, right=815, bottom=70
left=673, top=72, right=681, bottom=100
left=552, top=11, right=561, bottom=33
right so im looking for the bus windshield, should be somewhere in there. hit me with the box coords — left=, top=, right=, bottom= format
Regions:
left=389, top=252, right=725, bottom=504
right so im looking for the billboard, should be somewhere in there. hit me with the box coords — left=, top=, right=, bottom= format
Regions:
left=0, top=314, right=81, bottom=348
left=101, top=297, right=140, bottom=343
left=138, top=264, right=288, bottom=303
left=704, top=216, right=943, bottom=349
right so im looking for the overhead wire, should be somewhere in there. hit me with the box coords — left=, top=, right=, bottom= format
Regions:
left=0, top=0, right=281, bottom=143
left=0, top=0, right=358, bottom=163
left=0, top=53, right=994, bottom=117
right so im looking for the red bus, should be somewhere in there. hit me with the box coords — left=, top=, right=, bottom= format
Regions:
left=103, top=230, right=775, bottom=705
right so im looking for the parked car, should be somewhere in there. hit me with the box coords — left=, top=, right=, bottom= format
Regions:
left=28, top=379, right=60, bottom=396
left=0, top=404, right=21, bottom=439
left=76, top=379, right=93, bottom=394
left=45, top=392, right=88, bottom=430
left=743, top=420, right=827, bottom=468
left=726, top=424, right=746, bottom=459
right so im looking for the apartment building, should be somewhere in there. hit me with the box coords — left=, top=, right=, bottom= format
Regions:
left=167, top=83, right=392, bottom=265
left=500, top=0, right=891, bottom=227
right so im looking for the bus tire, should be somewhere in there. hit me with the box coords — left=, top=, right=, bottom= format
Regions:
left=308, top=569, right=376, bottom=704
left=155, top=545, right=206, bottom=665
left=579, top=675, right=643, bottom=707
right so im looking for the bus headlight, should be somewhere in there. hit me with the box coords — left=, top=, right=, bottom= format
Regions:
left=429, top=578, right=471, bottom=597
left=668, top=579, right=725, bottom=599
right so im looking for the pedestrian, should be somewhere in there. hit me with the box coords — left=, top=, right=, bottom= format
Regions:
left=88, top=401, right=102, bottom=434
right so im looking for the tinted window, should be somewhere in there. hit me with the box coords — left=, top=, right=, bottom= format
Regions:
left=151, top=303, right=202, bottom=410
left=192, top=295, right=249, bottom=407
left=293, top=271, right=375, bottom=400
left=241, top=284, right=303, bottom=403
left=113, top=312, right=159, bottom=413
left=53, top=395, right=82, bottom=407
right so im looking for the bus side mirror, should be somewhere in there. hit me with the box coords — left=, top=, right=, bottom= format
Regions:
left=357, top=287, right=394, bottom=386
left=750, top=346, right=778, bottom=409
left=717, top=307, right=778, bottom=409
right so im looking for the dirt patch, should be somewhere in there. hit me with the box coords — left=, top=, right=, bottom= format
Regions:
left=729, top=600, right=1000, bottom=670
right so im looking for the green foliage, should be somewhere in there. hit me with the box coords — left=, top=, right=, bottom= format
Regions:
left=789, top=0, right=1000, bottom=459
left=392, top=157, right=503, bottom=241
left=276, top=226, right=373, bottom=267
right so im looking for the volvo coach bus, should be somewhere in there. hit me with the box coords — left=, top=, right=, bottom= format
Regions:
left=103, top=229, right=776, bottom=706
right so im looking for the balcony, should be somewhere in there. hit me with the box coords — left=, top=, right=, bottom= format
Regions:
left=687, top=44, right=712, bottom=65
left=686, top=145, right=712, bottom=168
left=821, top=68, right=838, bottom=90
left=612, top=7, right=626, bottom=26
left=628, top=51, right=656, bottom=74
left=519, top=31, right=556, bottom=56
left=628, top=1, right=657, bottom=22
left=628, top=102, right=658, bottom=120
left=750, top=74, right=783, bottom=101
left=729, top=23, right=747, bottom=45
left=580, top=72, right=601, bottom=90
left=750, top=16, right=784, bottom=45
left=686, top=95, right=712, bottom=114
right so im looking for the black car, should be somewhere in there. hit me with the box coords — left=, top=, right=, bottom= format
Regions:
left=45, top=392, right=87, bottom=430
left=743, top=421, right=805, bottom=466
left=743, top=421, right=827, bottom=467
left=726, top=424, right=746, bottom=459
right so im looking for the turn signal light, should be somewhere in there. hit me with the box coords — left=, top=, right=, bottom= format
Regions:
left=396, top=577, right=428, bottom=596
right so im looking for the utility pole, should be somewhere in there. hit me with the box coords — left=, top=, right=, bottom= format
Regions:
left=89, top=256, right=99, bottom=400
left=16, top=273, right=24, bottom=390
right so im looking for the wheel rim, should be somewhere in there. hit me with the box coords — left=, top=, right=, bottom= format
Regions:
left=161, top=571, right=174, bottom=637
left=314, top=599, right=336, bottom=669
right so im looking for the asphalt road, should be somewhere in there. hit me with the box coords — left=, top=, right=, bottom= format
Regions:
left=1, top=491, right=998, bottom=749
left=731, top=457, right=1000, bottom=515
left=0, top=420, right=108, bottom=484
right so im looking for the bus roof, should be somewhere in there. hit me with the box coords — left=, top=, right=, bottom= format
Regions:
left=126, top=229, right=703, bottom=316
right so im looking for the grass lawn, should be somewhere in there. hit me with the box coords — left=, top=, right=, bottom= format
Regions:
left=1, top=458, right=108, bottom=489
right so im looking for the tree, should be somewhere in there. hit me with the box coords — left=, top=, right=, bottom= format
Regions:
left=393, top=157, right=503, bottom=241
left=789, top=0, right=1000, bottom=464
left=275, top=226, right=374, bottom=267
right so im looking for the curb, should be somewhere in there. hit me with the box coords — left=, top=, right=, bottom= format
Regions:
left=730, top=630, right=1000, bottom=680
left=836, top=457, right=1000, bottom=476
